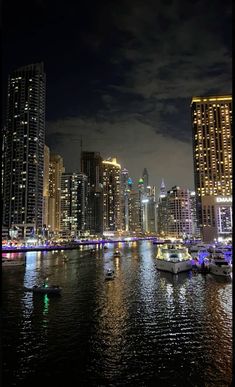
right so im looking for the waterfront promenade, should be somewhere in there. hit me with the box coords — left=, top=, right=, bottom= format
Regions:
left=2, top=237, right=158, bottom=253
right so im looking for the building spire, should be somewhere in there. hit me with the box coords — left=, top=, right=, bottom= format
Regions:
left=160, top=178, right=166, bottom=197
left=142, top=168, right=149, bottom=191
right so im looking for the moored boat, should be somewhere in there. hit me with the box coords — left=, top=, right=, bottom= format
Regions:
left=2, top=258, right=25, bottom=267
left=188, top=243, right=210, bottom=259
left=156, top=244, right=192, bottom=274
left=113, top=250, right=121, bottom=257
left=25, top=284, right=62, bottom=294
left=105, top=269, right=115, bottom=280
left=209, top=256, right=232, bottom=277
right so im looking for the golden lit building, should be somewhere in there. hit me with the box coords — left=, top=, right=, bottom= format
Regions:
left=191, top=95, right=232, bottom=242
left=43, top=145, right=50, bottom=227
left=48, top=153, right=65, bottom=234
left=102, top=158, right=121, bottom=232
left=128, top=189, right=142, bottom=233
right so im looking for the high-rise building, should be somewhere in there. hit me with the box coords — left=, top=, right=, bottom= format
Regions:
left=128, top=189, right=142, bottom=233
left=140, top=169, right=156, bottom=233
left=160, top=179, right=166, bottom=198
left=77, top=173, right=88, bottom=235
left=156, top=179, right=167, bottom=237
left=142, top=168, right=149, bottom=192
left=189, top=191, right=201, bottom=238
left=102, top=158, right=121, bottom=232
left=81, top=151, right=103, bottom=235
left=120, top=168, right=129, bottom=231
left=2, top=126, right=6, bottom=196
left=48, top=152, right=64, bottom=234
left=146, top=186, right=157, bottom=233
left=138, top=178, right=145, bottom=231
left=60, top=173, right=78, bottom=237
left=3, top=63, right=46, bottom=235
left=43, top=145, right=50, bottom=227
left=191, top=95, right=232, bottom=242
left=60, top=172, right=88, bottom=237
left=166, top=186, right=193, bottom=238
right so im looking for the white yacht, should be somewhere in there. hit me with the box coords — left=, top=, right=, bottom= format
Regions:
left=209, top=256, right=232, bottom=277
left=188, top=243, right=210, bottom=259
left=156, top=244, right=192, bottom=274
left=209, top=245, right=232, bottom=258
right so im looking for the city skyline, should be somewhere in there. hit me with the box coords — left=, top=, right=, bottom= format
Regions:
left=3, top=0, right=232, bottom=190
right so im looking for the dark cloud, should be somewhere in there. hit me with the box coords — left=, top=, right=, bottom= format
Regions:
left=4, top=0, right=232, bottom=190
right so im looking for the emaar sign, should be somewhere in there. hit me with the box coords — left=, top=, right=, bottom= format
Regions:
left=216, top=196, right=232, bottom=203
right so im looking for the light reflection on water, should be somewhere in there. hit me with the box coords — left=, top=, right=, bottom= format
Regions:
left=2, top=241, right=232, bottom=386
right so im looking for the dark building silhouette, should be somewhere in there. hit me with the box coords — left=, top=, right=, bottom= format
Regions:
left=81, top=151, right=103, bottom=235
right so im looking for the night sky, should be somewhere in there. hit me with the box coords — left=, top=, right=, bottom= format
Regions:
left=3, top=0, right=232, bottom=191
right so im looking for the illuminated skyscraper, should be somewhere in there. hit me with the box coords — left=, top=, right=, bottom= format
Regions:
left=191, top=95, right=232, bottom=242
left=3, top=63, right=46, bottom=234
left=48, top=152, right=64, bottom=234
left=60, top=172, right=88, bottom=237
left=77, top=173, right=88, bottom=234
left=157, top=179, right=167, bottom=237
left=2, top=126, right=6, bottom=195
left=189, top=191, right=200, bottom=238
left=145, top=185, right=157, bottom=233
left=120, top=168, right=129, bottom=231
left=138, top=178, right=144, bottom=231
left=129, top=189, right=142, bottom=233
left=60, top=173, right=78, bottom=236
left=102, top=158, right=121, bottom=232
left=166, top=186, right=193, bottom=238
left=43, top=145, right=50, bottom=227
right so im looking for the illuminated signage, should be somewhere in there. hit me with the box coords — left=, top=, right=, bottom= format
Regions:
left=216, top=196, right=232, bottom=203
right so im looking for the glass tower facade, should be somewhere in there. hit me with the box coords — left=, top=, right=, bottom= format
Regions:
left=3, top=63, right=46, bottom=231
left=102, top=158, right=121, bottom=232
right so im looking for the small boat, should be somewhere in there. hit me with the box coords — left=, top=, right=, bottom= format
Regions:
left=156, top=243, right=192, bottom=274
left=25, top=284, right=62, bottom=294
left=113, top=250, right=121, bottom=257
left=2, top=259, right=25, bottom=267
left=105, top=269, right=115, bottom=280
left=209, top=256, right=232, bottom=277
left=193, top=259, right=210, bottom=274
left=188, top=243, right=210, bottom=259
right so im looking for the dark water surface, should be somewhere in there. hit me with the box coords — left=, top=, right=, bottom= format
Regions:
left=2, top=241, right=232, bottom=386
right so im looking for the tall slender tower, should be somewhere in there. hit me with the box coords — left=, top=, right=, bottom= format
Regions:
left=102, top=158, right=121, bottom=232
left=81, top=151, right=103, bottom=235
left=121, top=168, right=129, bottom=231
left=3, top=63, right=46, bottom=233
left=48, top=152, right=64, bottom=234
left=142, top=168, right=149, bottom=192
left=191, top=95, right=232, bottom=242
left=160, top=179, right=166, bottom=198
left=157, top=179, right=167, bottom=236
left=43, top=145, right=50, bottom=227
